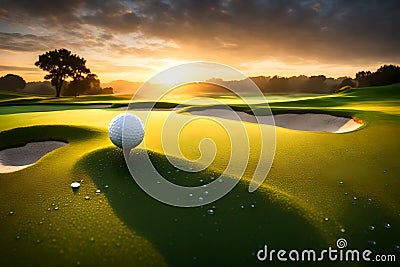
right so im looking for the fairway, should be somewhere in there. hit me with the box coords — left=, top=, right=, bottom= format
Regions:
left=0, top=84, right=399, bottom=266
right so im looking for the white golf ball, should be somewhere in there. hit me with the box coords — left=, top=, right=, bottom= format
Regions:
left=108, top=113, right=144, bottom=149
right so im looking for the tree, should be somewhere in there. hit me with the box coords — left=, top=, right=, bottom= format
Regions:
left=301, top=75, right=327, bottom=93
left=64, top=73, right=113, bottom=96
left=0, top=74, right=26, bottom=91
left=373, top=65, right=400, bottom=86
left=34, top=49, right=90, bottom=97
left=355, top=65, right=400, bottom=87
left=337, top=77, right=357, bottom=91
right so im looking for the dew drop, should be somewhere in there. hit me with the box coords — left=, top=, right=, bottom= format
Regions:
left=198, top=197, right=204, bottom=202
left=368, top=225, right=375, bottom=231
left=71, top=182, right=80, bottom=189
left=54, top=206, right=59, bottom=210
left=84, top=196, right=90, bottom=200
left=95, top=189, right=101, bottom=194
left=384, top=223, right=391, bottom=229
left=9, top=211, right=14, bottom=215
left=218, top=179, right=223, bottom=183
left=250, top=204, right=255, bottom=208
left=324, top=217, right=329, bottom=221
left=189, top=193, right=193, bottom=197
left=207, top=209, right=215, bottom=215
left=204, top=191, right=209, bottom=195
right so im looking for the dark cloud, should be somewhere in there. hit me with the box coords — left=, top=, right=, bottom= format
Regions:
left=0, top=65, right=37, bottom=71
left=0, top=0, right=399, bottom=66
left=0, top=32, right=52, bottom=51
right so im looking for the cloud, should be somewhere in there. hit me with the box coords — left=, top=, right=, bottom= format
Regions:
left=0, top=65, right=37, bottom=71
left=0, top=0, right=399, bottom=80
left=0, top=32, right=53, bottom=52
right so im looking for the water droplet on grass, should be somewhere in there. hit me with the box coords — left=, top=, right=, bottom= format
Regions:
left=339, top=181, right=344, bottom=185
left=198, top=197, right=204, bottom=202
left=353, top=196, right=358, bottom=200
left=9, top=211, right=14, bottom=215
left=189, top=193, right=193, bottom=197
left=54, top=207, right=59, bottom=210
left=324, top=217, right=329, bottom=221
left=340, top=228, right=346, bottom=233
left=218, top=178, right=223, bottom=183
left=368, top=225, right=375, bottom=231
left=204, top=191, right=209, bottom=195
left=250, top=204, right=255, bottom=208
left=207, top=209, right=215, bottom=215
left=71, top=182, right=80, bottom=189
left=84, top=196, right=90, bottom=200
left=95, top=189, right=101, bottom=194
left=384, top=223, right=391, bottom=229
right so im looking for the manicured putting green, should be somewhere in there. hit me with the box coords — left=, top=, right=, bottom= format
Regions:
left=0, top=84, right=399, bottom=266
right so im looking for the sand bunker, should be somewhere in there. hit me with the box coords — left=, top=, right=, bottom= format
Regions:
left=187, top=109, right=363, bottom=133
left=0, top=141, right=67, bottom=173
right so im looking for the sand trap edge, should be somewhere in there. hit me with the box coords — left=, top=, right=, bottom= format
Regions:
left=0, top=141, right=67, bottom=174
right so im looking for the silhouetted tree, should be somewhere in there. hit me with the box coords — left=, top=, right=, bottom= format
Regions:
left=64, top=73, right=113, bottom=96
left=35, top=49, right=90, bottom=97
left=372, top=65, right=400, bottom=86
left=301, top=75, right=327, bottom=93
left=337, top=78, right=357, bottom=90
left=0, top=74, right=26, bottom=91
left=355, top=65, right=400, bottom=87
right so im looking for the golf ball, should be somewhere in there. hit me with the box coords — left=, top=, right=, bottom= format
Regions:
left=108, top=113, right=144, bottom=149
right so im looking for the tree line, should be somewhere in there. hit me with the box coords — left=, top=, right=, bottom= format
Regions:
left=0, top=48, right=399, bottom=96
left=0, top=48, right=113, bottom=97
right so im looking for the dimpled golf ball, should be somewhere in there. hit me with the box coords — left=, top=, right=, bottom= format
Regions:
left=108, top=113, right=144, bottom=149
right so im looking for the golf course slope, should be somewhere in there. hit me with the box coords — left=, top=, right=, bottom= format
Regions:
left=0, top=83, right=399, bottom=266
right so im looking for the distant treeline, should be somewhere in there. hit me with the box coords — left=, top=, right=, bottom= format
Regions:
left=0, top=73, right=113, bottom=96
left=210, top=64, right=400, bottom=94
left=1, top=64, right=399, bottom=95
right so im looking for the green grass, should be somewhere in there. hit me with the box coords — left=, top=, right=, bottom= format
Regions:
left=0, top=84, right=399, bottom=266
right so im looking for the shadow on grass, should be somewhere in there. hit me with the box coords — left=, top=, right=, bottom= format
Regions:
left=75, top=147, right=334, bottom=266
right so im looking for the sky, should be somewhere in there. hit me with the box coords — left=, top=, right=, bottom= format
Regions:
left=0, top=0, right=399, bottom=83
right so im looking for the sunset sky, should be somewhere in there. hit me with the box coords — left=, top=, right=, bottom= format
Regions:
left=0, top=0, right=399, bottom=83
